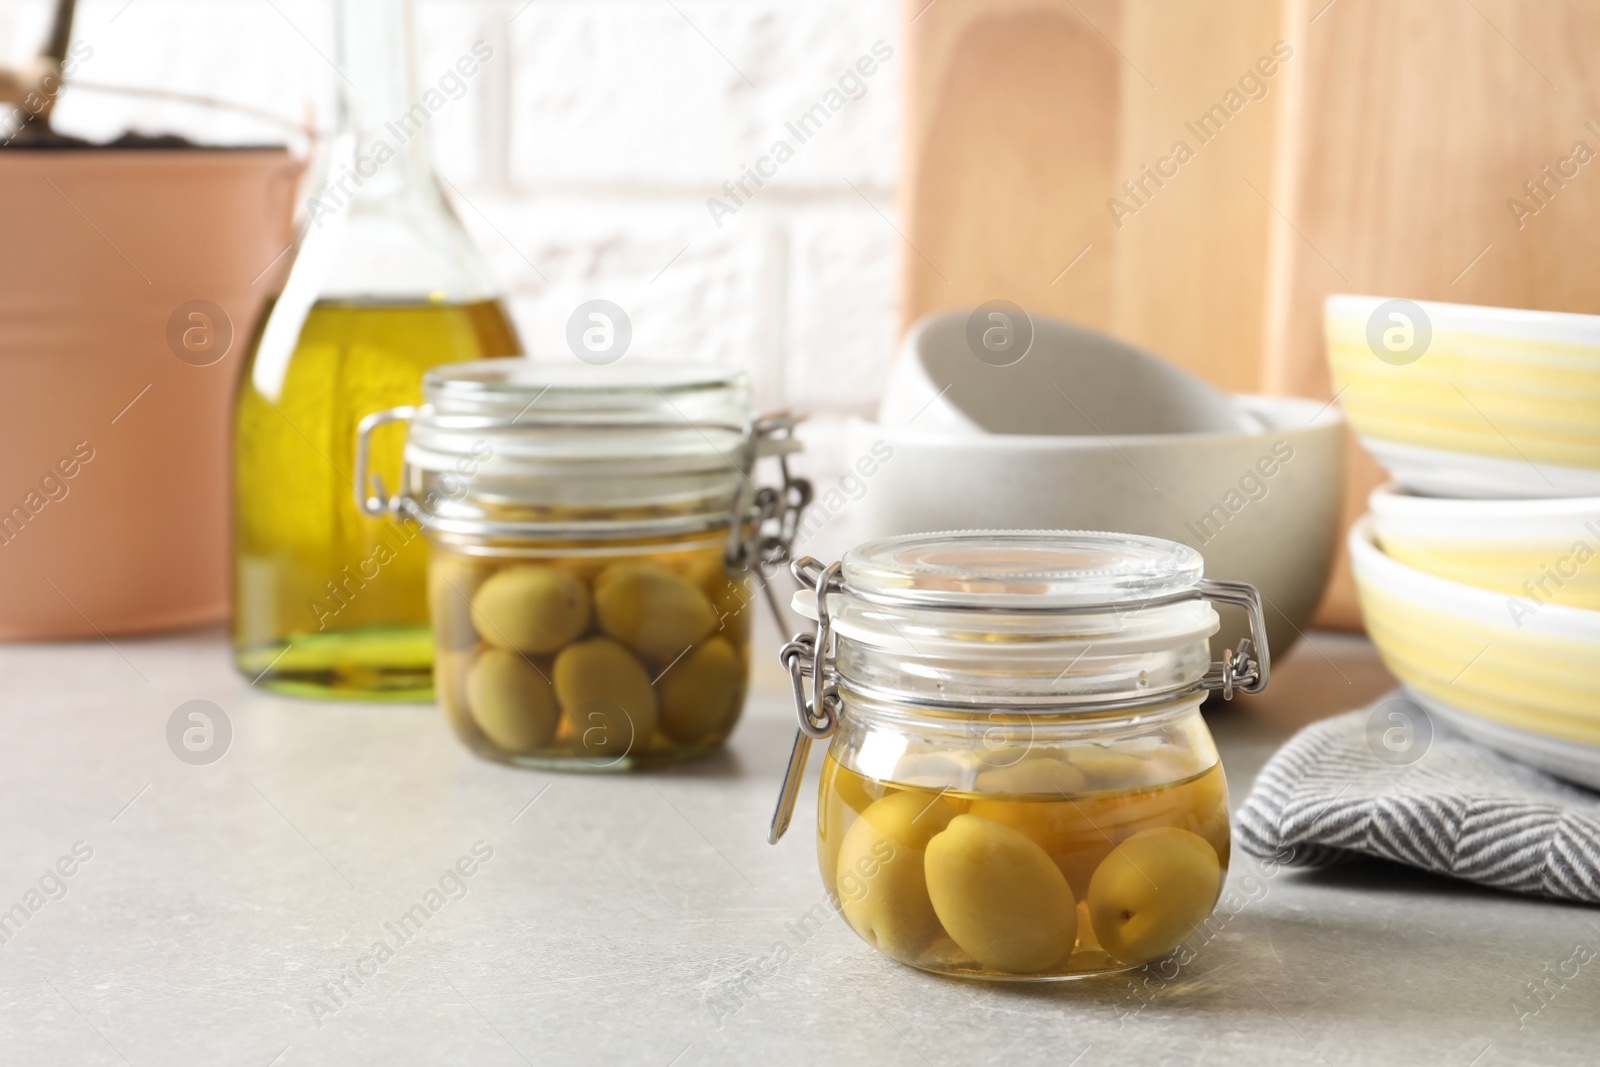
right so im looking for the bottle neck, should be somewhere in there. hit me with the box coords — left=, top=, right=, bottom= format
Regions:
left=251, top=0, right=502, bottom=353
left=332, top=0, right=433, bottom=202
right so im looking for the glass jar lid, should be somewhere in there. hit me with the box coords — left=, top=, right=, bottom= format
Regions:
left=354, top=358, right=806, bottom=544
left=788, top=530, right=1268, bottom=712
left=839, top=530, right=1204, bottom=609
left=424, top=358, right=747, bottom=420
left=408, top=358, right=752, bottom=480
left=795, top=530, right=1218, bottom=655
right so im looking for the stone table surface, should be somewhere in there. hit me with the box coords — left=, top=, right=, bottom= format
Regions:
left=0, top=628, right=1594, bottom=1066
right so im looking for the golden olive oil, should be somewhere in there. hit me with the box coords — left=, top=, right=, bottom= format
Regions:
left=233, top=298, right=521, bottom=699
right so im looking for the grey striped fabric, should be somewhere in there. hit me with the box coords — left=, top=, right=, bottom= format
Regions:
left=1235, top=690, right=1600, bottom=904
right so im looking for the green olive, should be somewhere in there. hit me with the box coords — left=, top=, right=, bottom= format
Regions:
left=1087, top=827, right=1221, bottom=965
left=430, top=556, right=489, bottom=651
left=470, top=565, right=591, bottom=655
left=827, top=762, right=899, bottom=819
left=966, top=795, right=1111, bottom=901
left=657, top=636, right=744, bottom=743
left=465, top=648, right=559, bottom=753
left=967, top=758, right=1096, bottom=899
left=552, top=637, right=659, bottom=755
left=1063, top=746, right=1151, bottom=790
left=834, top=791, right=958, bottom=963
left=974, top=757, right=1088, bottom=796
left=593, top=562, right=718, bottom=660
left=924, top=814, right=1077, bottom=974
left=686, top=554, right=753, bottom=636
left=819, top=760, right=899, bottom=889
left=891, top=751, right=979, bottom=791
left=1189, top=766, right=1232, bottom=864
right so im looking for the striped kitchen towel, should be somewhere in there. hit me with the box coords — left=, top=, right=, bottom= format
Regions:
left=1235, top=690, right=1600, bottom=904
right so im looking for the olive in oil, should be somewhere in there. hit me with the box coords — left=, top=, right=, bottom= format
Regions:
left=233, top=298, right=521, bottom=699
left=818, top=754, right=1229, bottom=978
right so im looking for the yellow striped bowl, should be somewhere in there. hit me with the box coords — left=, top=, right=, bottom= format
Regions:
left=1351, top=516, right=1600, bottom=748
left=1326, top=295, right=1600, bottom=498
left=1368, top=483, right=1600, bottom=611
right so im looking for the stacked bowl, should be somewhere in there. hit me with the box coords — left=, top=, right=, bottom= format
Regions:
left=841, top=308, right=1347, bottom=664
left=1326, top=295, right=1600, bottom=786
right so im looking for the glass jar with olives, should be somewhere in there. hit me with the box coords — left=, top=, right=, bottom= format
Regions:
left=354, top=359, right=808, bottom=770
left=767, top=531, right=1270, bottom=980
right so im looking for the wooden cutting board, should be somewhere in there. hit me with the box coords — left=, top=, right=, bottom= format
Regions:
left=1259, top=0, right=1600, bottom=625
left=902, top=0, right=1600, bottom=628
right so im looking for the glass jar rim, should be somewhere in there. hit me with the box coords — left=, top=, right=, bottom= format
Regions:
left=422, top=358, right=746, bottom=414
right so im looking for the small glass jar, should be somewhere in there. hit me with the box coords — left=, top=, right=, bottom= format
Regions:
left=355, top=358, right=807, bottom=770
left=768, top=531, right=1270, bottom=981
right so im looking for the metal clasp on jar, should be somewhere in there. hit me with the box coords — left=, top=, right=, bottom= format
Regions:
left=353, top=405, right=420, bottom=521
left=1194, top=579, right=1271, bottom=699
left=726, top=415, right=814, bottom=639
left=768, top=557, right=843, bottom=844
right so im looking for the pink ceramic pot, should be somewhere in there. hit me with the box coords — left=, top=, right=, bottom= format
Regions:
left=0, top=148, right=302, bottom=639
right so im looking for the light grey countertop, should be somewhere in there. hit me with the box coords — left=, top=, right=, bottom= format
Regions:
left=0, top=628, right=1594, bottom=1066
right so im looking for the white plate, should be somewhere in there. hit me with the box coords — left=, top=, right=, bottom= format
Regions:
left=1368, top=481, right=1600, bottom=538
left=1363, top=438, right=1600, bottom=499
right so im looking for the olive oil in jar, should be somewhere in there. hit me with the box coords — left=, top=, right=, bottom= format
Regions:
left=233, top=298, right=520, bottom=698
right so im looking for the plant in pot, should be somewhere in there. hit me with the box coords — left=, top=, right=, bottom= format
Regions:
left=0, top=0, right=303, bottom=640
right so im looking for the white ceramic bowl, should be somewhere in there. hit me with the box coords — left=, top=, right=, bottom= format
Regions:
left=845, top=394, right=1344, bottom=660
left=1350, top=516, right=1600, bottom=748
left=880, top=307, right=1247, bottom=437
left=1408, top=693, right=1600, bottom=790
left=1325, top=294, right=1600, bottom=497
left=1368, top=483, right=1600, bottom=611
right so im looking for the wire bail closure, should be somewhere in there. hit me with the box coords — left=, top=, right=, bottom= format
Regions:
left=354, top=405, right=420, bottom=521
left=1193, top=578, right=1271, bottom=699
left=783, top=557, right=843, bottom=738
left=765, top=561, right=1272, bottom=843
left=354, top=405, right=809, bottom=562
left=768, top=557, right=842, bottom=844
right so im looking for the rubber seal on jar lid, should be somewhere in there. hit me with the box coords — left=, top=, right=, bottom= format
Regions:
left=837, top=530, right=1205, bottom=609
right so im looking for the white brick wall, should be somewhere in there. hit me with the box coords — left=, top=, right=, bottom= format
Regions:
left=6, top=0, right=904, bottom=654
left=503, top=1, right=897, bottom=190
left=7, top=0, right=900, bottom=395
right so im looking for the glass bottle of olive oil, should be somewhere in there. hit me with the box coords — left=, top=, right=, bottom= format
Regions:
left=232, top=0, right=521, bottom=699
